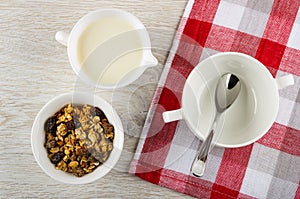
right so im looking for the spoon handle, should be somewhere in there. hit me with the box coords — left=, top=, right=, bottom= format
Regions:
left=191, top=127, right=215, bottom=177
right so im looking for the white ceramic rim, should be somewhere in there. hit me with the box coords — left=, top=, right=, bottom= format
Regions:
left=31, top=93, right=124, bottom=184
left=182, top=52, right=279, bottom=148
left=67, top=8, right=156, bottom=89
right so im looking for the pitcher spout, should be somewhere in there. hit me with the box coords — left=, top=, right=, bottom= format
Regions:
left=142, top=50, right=158, bottom=68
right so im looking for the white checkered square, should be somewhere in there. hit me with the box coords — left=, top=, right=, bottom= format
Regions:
left=274, top=151, right=300, bottom=184
left=267, top=177, right=298, bottom=199
left=245, top=0, right=274, bottom=13
left=164, top=120, right=224, bottom=182
left=224, top=0, right=248, bottom=7
left=240, top=168, right=273, bottom=199
left=164, top=120, right=199, bottom=175
left=239, top=7, right=269, bottom=37
left=199, top=48, right=220, bottom=62
left=168, top=120, right=199, bottom=149
left=196, top=144, right=225, bottom=182
left=164, top=144, right=197, bottom=175
left=276, top=97, right=300, bottom=130
left=213, top=1, right=245, bottom=31
left=287, top=8, right=300, bottom=50
left=287, top=23, right=300, bottom=50
left=296, top=6, right=300, bottom=24
left=164, top=142, right=224, bottom=183
left=247, top=143, right=280, bottom=175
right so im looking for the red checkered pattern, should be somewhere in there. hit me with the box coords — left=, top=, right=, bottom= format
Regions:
left=130, top=0, right=300, bottom=198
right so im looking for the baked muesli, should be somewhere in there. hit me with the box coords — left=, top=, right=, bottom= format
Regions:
left=44, top=104, right=114, bottom=177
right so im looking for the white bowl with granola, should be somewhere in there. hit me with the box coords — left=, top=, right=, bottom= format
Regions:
left=31, top=92, right=124, bottom=184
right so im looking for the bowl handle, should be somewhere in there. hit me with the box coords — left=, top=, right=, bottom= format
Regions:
left=162, top=109, right=183, bottom=123
left=275, top=74, right=294, bottom=89
left=55, top=31, right=69, bottom=46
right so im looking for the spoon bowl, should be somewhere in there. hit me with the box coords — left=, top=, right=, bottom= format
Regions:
left=215, top=74, right=241, bottom=113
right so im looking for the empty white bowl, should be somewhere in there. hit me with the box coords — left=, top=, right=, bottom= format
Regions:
left=163, top=52, right=294, bottom=148
left=31, top=93, right=124, bottom=184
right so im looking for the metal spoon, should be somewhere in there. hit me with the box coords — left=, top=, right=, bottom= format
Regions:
left=191, top=73, right=241, bottom=177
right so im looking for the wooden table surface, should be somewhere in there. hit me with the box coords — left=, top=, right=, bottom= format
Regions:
left=0, top=1, right=194, bottom=198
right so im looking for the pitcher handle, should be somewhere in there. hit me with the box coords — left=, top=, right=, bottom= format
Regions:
left=55, top=31, right=70, bottom=46
left=162, top=109, right=183, bottom=123
left=275, top=74, right=294, bottom=89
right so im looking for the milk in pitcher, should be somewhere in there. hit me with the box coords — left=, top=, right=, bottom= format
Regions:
left=77, top=16, right=143, bottom=85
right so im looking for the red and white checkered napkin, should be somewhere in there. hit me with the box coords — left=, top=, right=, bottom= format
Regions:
left=130, top=0, right=300, bottom=198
